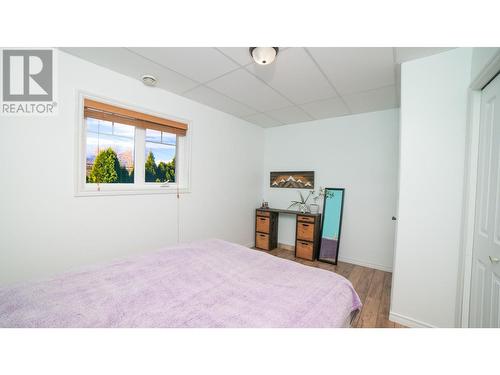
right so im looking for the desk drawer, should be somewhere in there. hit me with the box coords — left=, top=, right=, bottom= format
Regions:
left=297, top=215, right=315, bottom=223
left=296, top=240, right=314, bottom=260
left=256, top=233, right=269, bottom=250
left=256, top=210, right=270, bottom=217
left=256, top=216, right=270, bottom=233
left=297, top=222, right=314, bottom=241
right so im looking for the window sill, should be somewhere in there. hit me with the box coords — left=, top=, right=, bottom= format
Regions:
left=74, top=185, right=190, bottom=197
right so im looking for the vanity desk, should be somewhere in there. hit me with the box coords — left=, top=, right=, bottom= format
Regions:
left=255, top=208, right=322, bottom=261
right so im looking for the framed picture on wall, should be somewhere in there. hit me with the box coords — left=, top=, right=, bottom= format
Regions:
left=318, top=188, right=345, bottom=265
left=270, top=171, right=314, bottom=189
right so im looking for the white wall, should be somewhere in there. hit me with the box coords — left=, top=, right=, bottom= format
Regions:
left=263, top=109, right=400, bottom=271
left=0, top=50, right=264, bottom=286
left=390, top=48, right=472, bottom=328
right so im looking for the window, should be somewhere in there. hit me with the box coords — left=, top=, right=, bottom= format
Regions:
left=145, top=129, right=176, bottom=183
left=86, top=118, right=135, bottom=183
left=77, top=96, right=191, bottom=196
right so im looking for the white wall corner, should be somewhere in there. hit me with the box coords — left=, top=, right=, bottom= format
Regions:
left=391, top=48, right=473, bottom=329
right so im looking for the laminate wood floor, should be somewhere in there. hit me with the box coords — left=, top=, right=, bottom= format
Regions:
left=255, top=247, right=406, bottom=328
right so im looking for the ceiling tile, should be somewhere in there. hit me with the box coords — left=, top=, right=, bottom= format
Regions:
left=247, top=47, right=337, bottom=105
left=343, top=85, right=398, bottom=114
left=216, top=47, right=254, bottom=65
left=243, top=113, right=282, bottom=128
left=394, top=47, right=454, bottom=63
left=207, top=69, right=292, bottom=112
left=129, top=47, right=239, bottom=83
left=307, top=47, right=395, bottom=95
left=299, top=97, right=350, bottom=120
left=60, top=47, right=198, bottom=94
left=183, top=86, right=257, bottom=117
left=61, top=47, right=405, bottom=126
left=266, top=106, right=313, bottom=124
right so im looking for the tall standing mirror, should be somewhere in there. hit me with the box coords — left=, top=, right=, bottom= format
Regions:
left=318, top=188, right=345, bottom=264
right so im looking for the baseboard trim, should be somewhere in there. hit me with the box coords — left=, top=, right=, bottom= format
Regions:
left=247, top=242, right=392, bottom=272
left=277, top=242, right=295, bottom=252
left=389, top=311, right=436, bottom=328
left=337, top=255, right=392, bottom=273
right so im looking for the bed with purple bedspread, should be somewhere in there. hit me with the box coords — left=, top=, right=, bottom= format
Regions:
left=0, top=239, right=361, bottom=328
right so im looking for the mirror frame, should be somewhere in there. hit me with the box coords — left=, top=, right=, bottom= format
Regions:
left=318, top=187, right=345, bottom=265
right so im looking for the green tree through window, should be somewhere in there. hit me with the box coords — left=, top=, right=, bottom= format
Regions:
left=145, top=151, right=175, bottom=183
left=87, top=148, right=134, bottom=183
left=145, top=151, right=157, bottom=182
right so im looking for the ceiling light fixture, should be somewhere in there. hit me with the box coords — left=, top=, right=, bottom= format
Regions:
left=249, top=47, right=279, bottom=65
left=141, top=74, right=158, bottom=87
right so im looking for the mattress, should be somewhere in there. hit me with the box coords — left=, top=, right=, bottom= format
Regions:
left=0, top=239, right=361, bottom=328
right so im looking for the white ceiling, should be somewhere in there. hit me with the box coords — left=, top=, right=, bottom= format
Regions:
left=61, top=47, right=453, bottom=128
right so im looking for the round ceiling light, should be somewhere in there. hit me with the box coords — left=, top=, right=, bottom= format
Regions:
left=249, top=47, right=279, bottom=65
left=141, top=74, right=158, bottom=87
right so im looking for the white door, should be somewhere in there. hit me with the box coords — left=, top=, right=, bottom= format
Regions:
left=470, top=73, right=500, bottom=328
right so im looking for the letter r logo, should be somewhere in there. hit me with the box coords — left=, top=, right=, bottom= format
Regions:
left=2, top=49, right=53, bottom=102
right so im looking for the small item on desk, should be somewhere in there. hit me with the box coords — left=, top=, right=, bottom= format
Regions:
left=288, top=190, right=313, bottom=213
left=260, top=201, right=269, bottom=209
left=309, top=203, right=319, bottom=214
left=309, top=187, right=332, bottom=213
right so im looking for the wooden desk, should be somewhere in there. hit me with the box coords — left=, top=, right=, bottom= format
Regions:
left=255, top=208, right=322, bottom=261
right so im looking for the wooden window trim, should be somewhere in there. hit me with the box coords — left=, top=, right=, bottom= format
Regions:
left=83, top=98, right=187, bottom=136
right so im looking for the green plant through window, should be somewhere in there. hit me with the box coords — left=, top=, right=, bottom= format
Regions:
left=86, top=118, right=135, bottom=184
left=145, top=129, right=176, bottom=183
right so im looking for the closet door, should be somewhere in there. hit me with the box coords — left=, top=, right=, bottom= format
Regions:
left=470, top=74, right=500, bottom=327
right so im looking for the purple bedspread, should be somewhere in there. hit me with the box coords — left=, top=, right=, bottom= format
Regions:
left=0, top=239, right=361, bottom=328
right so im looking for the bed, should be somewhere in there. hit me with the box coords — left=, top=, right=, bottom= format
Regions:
left=0, top=239, right=361, bottom=328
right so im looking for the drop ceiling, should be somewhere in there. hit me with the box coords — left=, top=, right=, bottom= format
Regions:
left=61, top=47, right=453, bottom=128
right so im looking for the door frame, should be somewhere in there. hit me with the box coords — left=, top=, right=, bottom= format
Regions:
left=457, top=52, right=500, bottom=327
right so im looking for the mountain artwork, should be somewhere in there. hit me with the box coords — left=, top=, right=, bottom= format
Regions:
left=270, top=171, right=314, bottom=189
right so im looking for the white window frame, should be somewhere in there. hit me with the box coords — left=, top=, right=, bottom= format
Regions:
left=74, top=91, right=192, bottom=196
